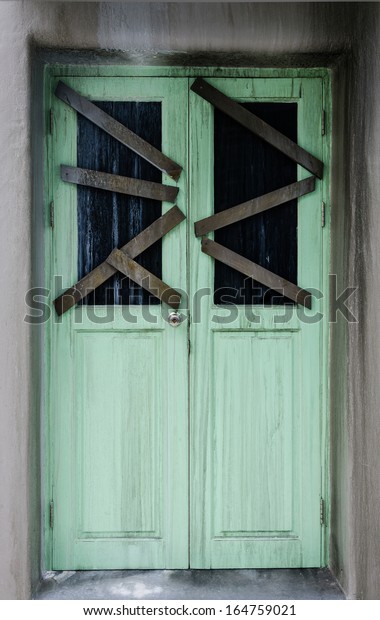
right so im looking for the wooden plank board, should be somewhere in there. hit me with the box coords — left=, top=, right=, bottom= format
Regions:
left=195, top=177, right=315, bottom=237
left=106, top=248, right=181, bottom=309
left=191, top=78, right=323, bottom=179
left=201, top=238, right=312, bottom=308
left=54, top=206, right=185, bottom=315
left=55, top=81, right=183, bottom=181
left=61, top=165, right=179, bottom=203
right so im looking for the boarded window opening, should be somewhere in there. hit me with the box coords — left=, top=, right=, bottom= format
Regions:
left=214, top=102, right=298, bottom=305
left=77, top=101, right=162, bottom=305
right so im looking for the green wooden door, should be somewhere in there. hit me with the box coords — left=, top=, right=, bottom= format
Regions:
left=50, top=77, right=189, bottom=569
left=189, top=77, right=325, bottom=568
left=48, top=73, right=327, bottom=570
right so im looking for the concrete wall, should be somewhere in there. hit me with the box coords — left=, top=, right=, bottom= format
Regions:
left=0, top=0, right=379, bottom=599
left=330, top=5, right=380, bottom=599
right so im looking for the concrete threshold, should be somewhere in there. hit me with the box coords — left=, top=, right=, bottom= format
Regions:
left=36, top=568, right=345, bottom=600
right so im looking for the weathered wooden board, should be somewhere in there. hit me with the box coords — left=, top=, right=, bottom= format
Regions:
left=195, top=176, right=315, bottom=236
left=55, top=81, right=183, bottom=181
left=201, top=237, right=312, bottom=308
left=106, top=248, right=181, bottom=309
left=54, top=206, right=185, bottom=315
left=61, top=165, right=179, bottom=203
left=191, top=78, right=323, bottom=179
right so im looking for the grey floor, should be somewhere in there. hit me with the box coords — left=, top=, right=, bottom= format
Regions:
left=36, top=568, right=345, bottom=600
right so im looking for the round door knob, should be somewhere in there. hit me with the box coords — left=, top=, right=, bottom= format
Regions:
left=168, top=311, right=182, bottom=327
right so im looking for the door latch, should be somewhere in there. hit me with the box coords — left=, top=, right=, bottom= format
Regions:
left=168, top=311, right=182, bottom=327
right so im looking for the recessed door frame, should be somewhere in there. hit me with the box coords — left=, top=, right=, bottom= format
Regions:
left=43, top=65, right=331, bottom=570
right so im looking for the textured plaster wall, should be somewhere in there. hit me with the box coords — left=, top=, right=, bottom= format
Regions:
left=330, top=5, right=380, bottom=599
left=0, top=0, right=379, bottom=600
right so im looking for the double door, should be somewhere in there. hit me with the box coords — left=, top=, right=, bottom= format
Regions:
left=48, top=74, right=326, bottom=569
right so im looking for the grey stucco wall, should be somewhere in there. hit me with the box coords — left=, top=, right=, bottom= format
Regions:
left=0, top=0, right=379, bottom=600
left=330, top=5, right=380, bottom=599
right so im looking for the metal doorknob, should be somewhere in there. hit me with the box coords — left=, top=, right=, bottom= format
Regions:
left=168, top=312, right=182, bottom=327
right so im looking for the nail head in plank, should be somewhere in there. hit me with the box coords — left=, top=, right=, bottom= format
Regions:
left=195, top=176, right=315, bottom=237
left=191, top=78, right=323, bottom=179
left=55, top=81, right=183, bottom=181
left=201, top=238, right=312, bottom=309
left=61, top=165, right=179, bottom=203
left=54, top=206, right=185, bottom=315
left=106, top=248, right=181, bottom=310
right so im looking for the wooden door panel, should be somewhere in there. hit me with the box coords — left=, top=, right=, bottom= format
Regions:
left=77, top=331, right=162, bottom=538
left=211, top=539, right=302, bottom=570
left=212, top=331, right=296, bottom=536
left=51, top=77, right=188, bottom=569
left=190, top=77, right=324, bottom=568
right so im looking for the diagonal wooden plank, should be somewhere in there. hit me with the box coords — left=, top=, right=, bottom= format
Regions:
left=191, top=78, right=323, bottom=179
left=54, top=206, right=185, bottom=315
left=55, top=81, right=183, bottom=181
left=106, top=248, right=181, bottom=309
left=201, top=238, right=312, bottom=308
left=61, top=165, right=179, bottom=203
left=195, top=177, right=315, bottom=237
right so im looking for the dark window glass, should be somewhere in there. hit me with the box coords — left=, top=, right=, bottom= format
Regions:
left=77, top=101, right=162, bottom=305
left=214, top=102, right=297, bottom=305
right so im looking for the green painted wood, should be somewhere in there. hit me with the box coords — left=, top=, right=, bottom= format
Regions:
left=213, top=332, right=294, bottom=534
left=49, top=66, right=330, bottom=80
left=50, top=76, right=189, bottom=569
left=78, top=332, right=162, bottom=536
left=320, top=72, right=332, bottom=566
left=189, top=76, right=325, bottom=568
left=46, top=69, right=329, bottom=571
